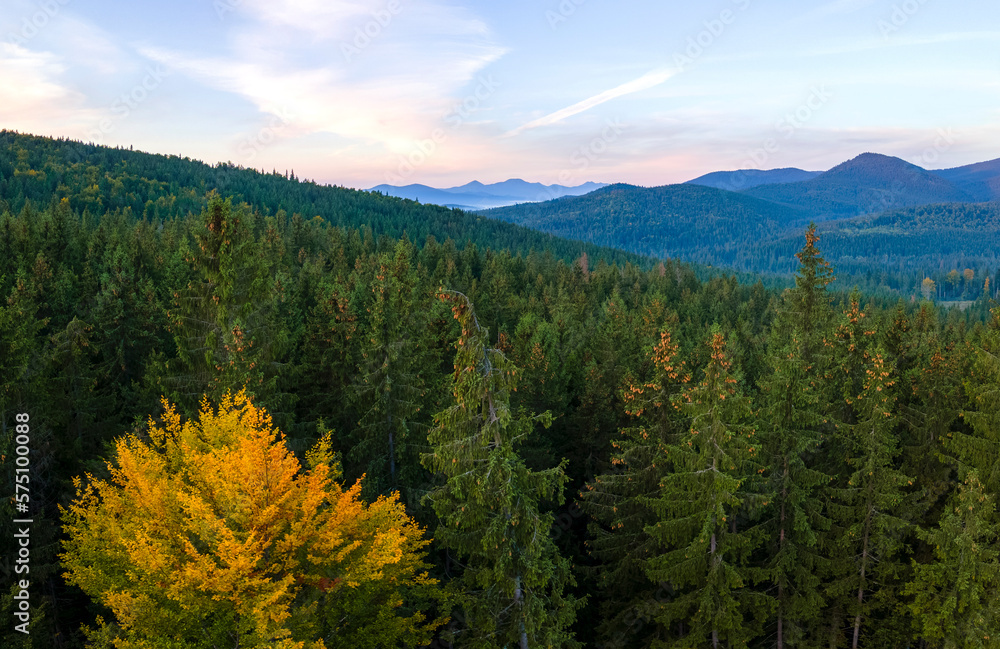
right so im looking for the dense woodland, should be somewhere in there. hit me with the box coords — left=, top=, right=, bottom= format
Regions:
left=2, top=133, right=1000, bottom=648
left=484, top=155, right=1000, bottom=300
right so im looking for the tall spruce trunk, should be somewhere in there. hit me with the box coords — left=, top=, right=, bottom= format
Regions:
left=853, top=479, right=875, bottom=649
left=711, top=531, right=719, bottom=649
left=515, top=575, right=528, bottom=649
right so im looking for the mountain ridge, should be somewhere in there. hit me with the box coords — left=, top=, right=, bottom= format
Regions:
left=741, top=152, right=976, bottom=218
left=686, top=167, right=823, bottom=191
left=369, top=178, right=607, bottom=210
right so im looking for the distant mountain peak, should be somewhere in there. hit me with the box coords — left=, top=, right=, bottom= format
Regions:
left=743, top=151, right=974, bottom=217
left=827, top=152, right=921, bottom=172
left=368, top=178, right=607, bottom=210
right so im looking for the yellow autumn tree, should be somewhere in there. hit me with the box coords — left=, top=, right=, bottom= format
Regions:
left=60, top=391, right=445, bottom=649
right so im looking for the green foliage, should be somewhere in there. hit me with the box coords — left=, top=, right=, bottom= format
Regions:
left=422, top=292, right=582, bottom=649
left=2, top=131, right=1000, bottom=649
left=756, top=225, right=834, bottom=648
left=905, top=471, right=1000, bottom=649
left=643, top=330, right=772, bottom=648
left=825, top=348, right=912, bottom=649
left=581, top=328, right=690, bottom=648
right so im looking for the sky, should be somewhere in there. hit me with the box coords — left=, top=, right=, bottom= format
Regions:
left=2, top=0, right=999, bottom=189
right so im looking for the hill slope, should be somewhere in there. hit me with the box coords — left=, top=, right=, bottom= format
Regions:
left=743, top=152, right=975, bottom=217
left=483, top=183, right=810, bottom=271
left=0, top=131, right=645, bottom=269
left=929, top=157, right=1000, bottom=201
left=758, top=201, right=1000, bottom=296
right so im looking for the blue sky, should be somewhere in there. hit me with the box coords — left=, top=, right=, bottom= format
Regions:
left=3, top=0, right=999, bottom=188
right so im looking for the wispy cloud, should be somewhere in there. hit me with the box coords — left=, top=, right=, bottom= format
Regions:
left=141, top=0, right=505, bottom=158
left=0, top=43, right=101, bottom=134
left=504, top=67, right=677, bottom=137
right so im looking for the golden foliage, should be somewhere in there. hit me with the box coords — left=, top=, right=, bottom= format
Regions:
left=61, top=390, right=441, bottom=648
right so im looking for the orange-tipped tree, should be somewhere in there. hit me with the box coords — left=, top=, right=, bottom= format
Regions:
left=61, top=391, right=444, bottom=649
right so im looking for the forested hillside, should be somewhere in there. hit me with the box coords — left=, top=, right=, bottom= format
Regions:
left=770, top=202, right=1000, bottom=299
left=743, top=153, right=975, bottom=217
left=0, top=131, right=644, bottom=270
left=487, top=169, right=1000, bottom=300
left=2, top=133, right=1000, bottom=649
left=482, top=182, right=810, bottom=271
left=930, top=157, right=1000, bottom=201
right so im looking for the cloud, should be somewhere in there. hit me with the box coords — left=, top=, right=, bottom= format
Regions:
left=0, top=43, right=101, bottom=134
left=504, top=67, right=677, bottom=137
left=139, top=0, right=504, bottom=153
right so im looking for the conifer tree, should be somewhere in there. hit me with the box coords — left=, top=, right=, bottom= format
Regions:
left=826, top=349, right=911, bottom=649
left=349, top=241, right=428, bottom=500
left=945, top=308, right=1000, bottom=492
left=756, top=225, right=834, bottom=648
left=905, top=471, right=1000, bottom=648
left=422, top=291, right=581, bottom=649
left=785, top=224, right=835, bottom=365
left=297, top=268, right=358, bottom=437
left=645, top=329, right=771, bottom=649
left=581, top=328, right=690, bottom=648
left=156, top=196, right=290, bottom=413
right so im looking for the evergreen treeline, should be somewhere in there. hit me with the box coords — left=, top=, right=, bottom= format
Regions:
left=0, top=130, right=646, bottom=270
left=1, top=134, right=999, bottom=648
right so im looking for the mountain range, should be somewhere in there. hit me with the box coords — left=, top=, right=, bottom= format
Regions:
left=484, top=152, right=1000, bottom=293
left=369, top=179, right=607, bottom=210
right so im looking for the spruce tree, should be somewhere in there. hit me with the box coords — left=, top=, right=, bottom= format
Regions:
left=422, top=291, right=581, bottom=649
left=645, top=329, right=771, bottom=649
left=945, top=308, right=1000, bottom=492
left=905, top=471, right=1000, bottom=648
left=581, top=328, right=690, bottom=648
left=154, top=196, right=290, bottom=413
left=757, top=224, right=834, bottom=648
left=826, top=348, right=911, bottom=649
left=349, top=240, right=427, bottom=500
